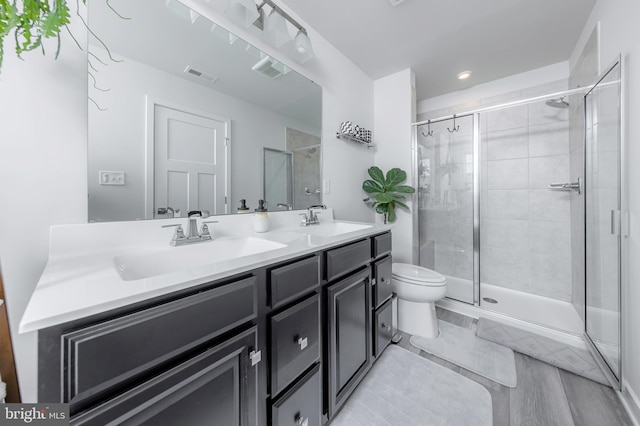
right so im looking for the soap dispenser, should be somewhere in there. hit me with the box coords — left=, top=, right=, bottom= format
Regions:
left=253, top=200, right=269, bottom=233
left=237, top=199, right=250, bottom=214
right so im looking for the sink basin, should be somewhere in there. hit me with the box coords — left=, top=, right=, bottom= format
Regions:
left=114, top=237, right=286, bottom=281
left=297, top=222, right=373, bottom=237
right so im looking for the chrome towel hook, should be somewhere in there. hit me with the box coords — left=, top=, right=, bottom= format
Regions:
left=421, top=120, right=434, bottom=137
left=447, top=115, right=460, bottom=133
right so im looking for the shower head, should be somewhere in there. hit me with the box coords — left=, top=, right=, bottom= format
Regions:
left=304, top=147, right=318, bottom=158
left=545, top=96, right=570, bottom=109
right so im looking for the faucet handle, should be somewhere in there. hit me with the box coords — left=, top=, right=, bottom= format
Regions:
left=200, top=220, right=218, bottom=238
left=162, top=224, right=186, bottom=243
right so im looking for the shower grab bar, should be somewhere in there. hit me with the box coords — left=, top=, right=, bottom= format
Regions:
left=548, top=177, right=582, bottom=194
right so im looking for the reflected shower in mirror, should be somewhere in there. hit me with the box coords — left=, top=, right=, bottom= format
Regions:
left=87, top=0, right=321, bottom=222
left=263, top=127, right=322, bottom=211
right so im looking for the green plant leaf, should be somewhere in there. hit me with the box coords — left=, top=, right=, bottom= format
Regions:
left=362, top=179, right=383, bottom=194
left=40, top=0, right=70, bottom=38
left=388, top=184, right=415, bottom=194
left=385, top=168, right=407, bottom=187
left=374, top=193, right=395, bottom=203
left=375, top=204, right=387, bottom=215
left=367, top=166, right=385, bottom=185
left=395, top=200, right=409, bottom=209
left=387, top=205, right=397, bottom=222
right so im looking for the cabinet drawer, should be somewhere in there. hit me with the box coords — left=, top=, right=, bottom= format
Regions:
left=270, top=256, right=321, bottom=309
left=271, top=364, right=321, bottom=426
left=63, top=276, right=258, bottom=406
left=72, top=327, right=259, bottom=425
left=374, top=298, right=393, bottom=358
left=373, top=255, right=393, bottom=308
left=373, top=232, right=392, bottom=259
left=271, top=294, right=321, bottom=396
left=326, top=239, right=371, bottom=282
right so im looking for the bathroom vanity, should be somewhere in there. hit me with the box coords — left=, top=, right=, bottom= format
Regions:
left=21, top=211, right=394, bottom=425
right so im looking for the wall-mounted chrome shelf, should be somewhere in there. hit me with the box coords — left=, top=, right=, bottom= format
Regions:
left=336, top=132, right=375, bottom=149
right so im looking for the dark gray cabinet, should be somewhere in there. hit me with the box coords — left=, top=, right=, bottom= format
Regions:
left=326, top=267, right=371, bottom=418
left=374, top=298, right=393, bottom=357
left=270, top=294, right=320, bottom=396
left=271, top=364, right=321, bottom=426
left=71, top=327, right=259, bottom=426
left=372, top=255, right=393, bottom=308
left=39, top=231, right=393, bottom=425
left=62, top=277, right=257, bottom=409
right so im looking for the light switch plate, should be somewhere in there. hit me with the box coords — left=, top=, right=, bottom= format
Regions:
left=99, top=171, right=125, bottom=186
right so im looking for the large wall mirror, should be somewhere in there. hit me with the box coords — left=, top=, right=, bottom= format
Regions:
left=87, top=0, right=322, bottom=222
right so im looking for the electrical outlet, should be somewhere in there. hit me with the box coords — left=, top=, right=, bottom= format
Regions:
left=99, top=171, right=125, bottom=186
left=323, top=179, right=330, bottom=194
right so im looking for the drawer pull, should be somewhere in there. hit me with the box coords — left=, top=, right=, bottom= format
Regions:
left=296, top=336, right=308, bottom=350
left=295, top=413, right=309, bottom=426
left=249, top=349, right=262, bottom=366
left=381, top=323, right=391, bottom=332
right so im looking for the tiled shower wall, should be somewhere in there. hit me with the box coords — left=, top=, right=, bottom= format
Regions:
left=286, top=127, right=322, bottom=209
left=569, top=27, right=599, bottom=320
left=419, top=78, right=580, bottom=302
left=480, top=83, right=572, bottom=301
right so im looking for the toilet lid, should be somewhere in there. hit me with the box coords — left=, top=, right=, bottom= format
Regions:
left=392, top=263, right=447, bottom=285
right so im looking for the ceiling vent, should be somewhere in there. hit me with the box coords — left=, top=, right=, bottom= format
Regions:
left=387, top=0, right=407, bottom=6
left=183, top=66, right=218, bottom=84
left=251, top=55, right=290, bottom=79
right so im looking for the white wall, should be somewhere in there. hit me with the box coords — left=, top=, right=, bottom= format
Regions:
left=0, top=11, right=88, bottom=401
left=88, top=49, right=317, bottom=221
left=570, top=0, right=640, bottom=419
left=374, top=69, right=416, bottom=263
left=182, top=0, right=376, bottom=222
left=0, top=2, right=374, bottom=402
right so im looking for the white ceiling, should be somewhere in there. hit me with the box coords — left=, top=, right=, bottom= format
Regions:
left=280, top=0, right=596, bottom=100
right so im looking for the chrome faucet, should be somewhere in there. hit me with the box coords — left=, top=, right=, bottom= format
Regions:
left=300, top=204, right=326, bottom=226
left=162, top=210, right=217, bottom=246
left=276, top=203, right=293, bottom=211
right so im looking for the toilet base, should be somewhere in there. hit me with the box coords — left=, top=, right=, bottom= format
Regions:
left=397, top=299, right=439, bottom=338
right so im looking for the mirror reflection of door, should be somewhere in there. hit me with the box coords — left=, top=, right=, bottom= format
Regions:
left=152, top=103, right=230, bottom=218
left=263, top=148, right=293, bottom=210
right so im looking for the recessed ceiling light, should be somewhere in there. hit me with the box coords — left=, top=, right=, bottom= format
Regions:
left=457, top=70, right=472, bottom=80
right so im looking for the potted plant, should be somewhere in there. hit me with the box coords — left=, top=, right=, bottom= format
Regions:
left=362, top=166, right=415, bottom=224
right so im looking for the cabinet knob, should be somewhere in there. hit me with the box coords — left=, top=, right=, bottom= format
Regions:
left=295, top=413, right=308, bottom=426
left=381, top=323, right=391, bottom=332
left=296, top=336, right=308, bottom=350
left=380, top=277, right=388, bottom=284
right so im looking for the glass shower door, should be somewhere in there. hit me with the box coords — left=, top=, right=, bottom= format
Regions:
left=585, top=59, right=622, bottom=382
left=417, top=115, right=475, bottom=303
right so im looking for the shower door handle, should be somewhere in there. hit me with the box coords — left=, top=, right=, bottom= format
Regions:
left=611, top=210, right=621, bottom=236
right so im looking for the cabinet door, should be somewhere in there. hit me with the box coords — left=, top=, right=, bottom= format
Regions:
left=326, top=268, right=371, bottom=418
left=71, top=327, right=259, bottom=426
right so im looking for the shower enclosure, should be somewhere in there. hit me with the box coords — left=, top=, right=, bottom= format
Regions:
left=413, top=58, right=624, bottom=387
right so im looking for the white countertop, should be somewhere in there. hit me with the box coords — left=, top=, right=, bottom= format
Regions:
left=20, top=210, right=390, bottom=333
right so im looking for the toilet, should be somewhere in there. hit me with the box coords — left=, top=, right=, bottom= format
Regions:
left=391, top=263, right=448, bottom=338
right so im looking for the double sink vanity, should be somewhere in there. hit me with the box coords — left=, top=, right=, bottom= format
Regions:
left=21, top=209, right=395, bottom=425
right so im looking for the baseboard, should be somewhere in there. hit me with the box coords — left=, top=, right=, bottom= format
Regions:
left=620, top=381, right=640, bottom=426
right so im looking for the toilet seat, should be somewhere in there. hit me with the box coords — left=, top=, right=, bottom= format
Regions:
left=392, top=263, right=447, bottom=286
